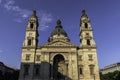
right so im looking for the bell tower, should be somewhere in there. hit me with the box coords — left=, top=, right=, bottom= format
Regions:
left=19, top=10, right=39, bottom=80
left=80, top=10, right=96, bottom=48
left=23, top=10, right=39, bottom=47
left=78, top=10, right=100, bottom=80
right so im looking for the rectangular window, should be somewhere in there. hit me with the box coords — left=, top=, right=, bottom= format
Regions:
left=78, top=55, right=82, bottom=61
left=35, top=67, right=39, bottom=75
left=79, top=67, right=83, bottom=75
left=88, top=54, right=93, bottom=61
left=24, top=65, right=29, bottom=75
left=89, top=65, right=94, bottom=75
left=87, top=39, right=91, bottom=45
left=79, top=65, right=83, bottom=75
left=28, top=39, right=32, bottom=46
left=34, top=65, right=40, bottom=76
left=36, top=55, right=40, bottom=61
left=26, top=54, right=31, bottom=61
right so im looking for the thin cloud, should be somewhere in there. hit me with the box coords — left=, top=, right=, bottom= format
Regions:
left=0, top=50, right=3, bottom=53
left=4, top=0, right=31, bottom=21
left=4, top=0, right=15, bottom=11
left=38, top=12, right=53, bottom=31
left=3, top=0, right=53, bottom=31
left=0, top=0, right=2, bottom=4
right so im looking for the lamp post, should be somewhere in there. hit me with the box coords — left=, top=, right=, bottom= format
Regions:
left=93, top=74, right=95, bottom=80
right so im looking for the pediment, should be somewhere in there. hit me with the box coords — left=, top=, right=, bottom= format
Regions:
left=40, top=40, right=78, bottom=47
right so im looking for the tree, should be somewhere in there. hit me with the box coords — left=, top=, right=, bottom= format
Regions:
left=100, top=70, right=120, bottom=80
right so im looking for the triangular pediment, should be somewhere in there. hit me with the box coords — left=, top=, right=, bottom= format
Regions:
left=40, top=40, right=78, bottom=47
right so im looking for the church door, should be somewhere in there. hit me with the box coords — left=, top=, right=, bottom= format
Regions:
left=53, top=54, right=67, bottom=80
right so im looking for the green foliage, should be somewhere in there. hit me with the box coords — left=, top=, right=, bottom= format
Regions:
left=0, top=70, right=19, bottom=80
left=100, top=70, right=120, bottom=80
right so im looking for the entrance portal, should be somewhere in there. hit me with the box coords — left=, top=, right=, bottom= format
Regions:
left=53, top=54, right=67, bottom=80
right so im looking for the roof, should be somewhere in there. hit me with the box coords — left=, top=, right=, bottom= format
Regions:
left=101, top=62, right=120, bottom=70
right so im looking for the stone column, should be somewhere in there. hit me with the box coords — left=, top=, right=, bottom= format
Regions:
left=72, top=52, right=78, bottom=80
left=68, top=52, right=72, bottom=79
left=68, top=52, right=78, bottom=80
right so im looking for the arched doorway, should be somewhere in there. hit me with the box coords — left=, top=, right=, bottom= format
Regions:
left=53, top=54, right=67, bottom=80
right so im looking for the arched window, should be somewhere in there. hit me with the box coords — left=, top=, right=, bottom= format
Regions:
left=87, top=39, right=90, bottom=45
left=30, top=23, right=34, bottom=29
left=85, top=23, right=88, bottom=28
left=28, top=39, right=32, bottom=46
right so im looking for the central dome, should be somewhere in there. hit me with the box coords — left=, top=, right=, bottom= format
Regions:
left=48, top=19, right=69, bottom=42
left=50, top=19, right=67, bottom=37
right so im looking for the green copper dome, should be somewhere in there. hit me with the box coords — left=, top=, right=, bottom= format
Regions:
left=50, top=19, right=68, bottom=37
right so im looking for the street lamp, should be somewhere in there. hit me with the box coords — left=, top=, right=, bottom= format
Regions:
left=93, top=74, right=95, bottom=80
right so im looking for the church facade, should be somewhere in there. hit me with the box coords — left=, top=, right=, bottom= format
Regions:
left=19, top=10, right=100, bottom=80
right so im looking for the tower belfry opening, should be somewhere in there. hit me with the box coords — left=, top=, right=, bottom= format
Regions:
left=87, top=39, right=91, bottom=45
left=30, top=23, right=34, bottom=29
left=85, top=23, right=88, bottom=28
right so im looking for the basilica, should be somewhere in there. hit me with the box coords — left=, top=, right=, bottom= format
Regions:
left=19, top=10, right=100, bottom=80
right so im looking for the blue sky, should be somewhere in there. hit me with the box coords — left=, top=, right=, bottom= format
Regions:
left=0, top=0, right=120, bottom=69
